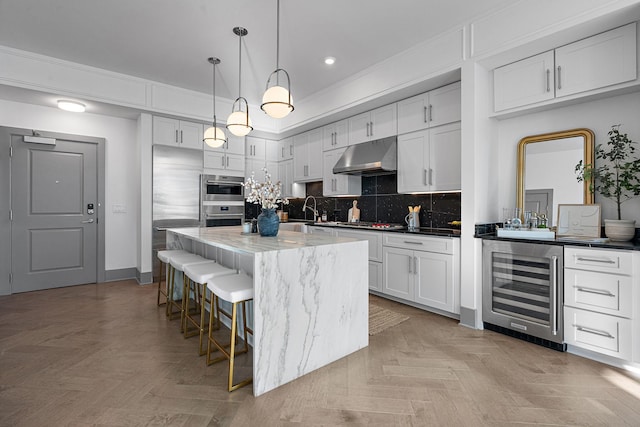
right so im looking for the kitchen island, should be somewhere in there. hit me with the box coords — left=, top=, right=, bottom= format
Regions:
left=166, top=226, right=369, bottom=396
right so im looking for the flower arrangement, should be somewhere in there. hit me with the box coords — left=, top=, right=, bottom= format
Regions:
left=243, top=168, right=289, bottom=210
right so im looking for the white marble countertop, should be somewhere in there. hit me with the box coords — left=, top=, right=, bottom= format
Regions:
left=167, top=226, right=359, bottom=255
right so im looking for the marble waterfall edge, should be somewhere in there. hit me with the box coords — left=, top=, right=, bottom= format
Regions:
left=252, top=240, right=368, bottom=396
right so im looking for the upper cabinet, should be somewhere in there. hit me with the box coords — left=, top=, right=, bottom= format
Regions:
left=397, top=122, right=461, bottom=194
left=153, top=116, right=203, bottom=150
left=494, top=23, right=637, bottom=113
left=322, top=119, right=349, bottom=151
left=323, top=148, right=361, bottom=197
left=246, top=137, right=278, bottom=162
left=278, top=137, right=294, bottom=161
left=203, top=134, right=245, bottom=176
left=397, top=82, right=461, bottom=134
left=293, top=128, right=323, bottom=182
left=348, top=104, right=397, bottom=145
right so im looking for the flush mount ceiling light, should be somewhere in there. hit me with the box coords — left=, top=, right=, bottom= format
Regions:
left=57, top=100, right=85, bottom=112
left=226, top=27, right=253, bottom=137
left=261, top=0, right=294, bottom=119
left=203, top=57, right=227, bottom=148
left=324, top=57, right=336, bottom=65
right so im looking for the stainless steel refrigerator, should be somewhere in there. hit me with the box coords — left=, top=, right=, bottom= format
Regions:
left=152, top=145, right=202, bottom=281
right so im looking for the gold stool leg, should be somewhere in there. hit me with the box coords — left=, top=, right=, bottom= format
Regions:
left=157, top=260, right=166, bottom=306
left=165, top=264, right=175, bottom=317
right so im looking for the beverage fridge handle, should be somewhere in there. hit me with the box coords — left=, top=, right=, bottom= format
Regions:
left=551, top=255, right=558, bottom=336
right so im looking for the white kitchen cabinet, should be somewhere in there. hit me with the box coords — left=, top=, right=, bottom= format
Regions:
left=323, top=148, right=361, bottom=197
left=382, top=233, right=460, bottom=314
left=246, top=137, right=278, bottom=162
left=306, top=225, right=335, bottom=236
left=494, top=23, right=637, bottom=112
left=564, top=247, right=636, bottom=361
left=277, top=159, right=304, bottom=199
left=348, top=103, right=397, bottom=145
left=204, top=134, right=244, bottom=175
left=322, top=119, right=349, bottom=151
left=397, top=82, right=461, bottom=134
left=397, top=122, right=461, bottom=193
left=293, top=128, right=323, bottom=182
left=153, top=116, right=203, bottom=150
left=203, top=150, right=244, bottom=175
left=278, top=137, right=294, bottom=161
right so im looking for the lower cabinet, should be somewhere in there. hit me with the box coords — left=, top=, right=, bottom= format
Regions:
left=382, top=234, right=460, bottom=314
left=563, top=246, right=636, bottom=362
left=334, top=228, right=383, bottom=292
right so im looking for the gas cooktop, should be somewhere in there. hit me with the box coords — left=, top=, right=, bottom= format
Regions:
left=320, top=221, right=405, bottom=230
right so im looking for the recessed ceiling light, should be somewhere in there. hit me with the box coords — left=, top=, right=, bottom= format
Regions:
left=324, top=56, right=336, bottom=65
left=57, top=100, right=86, bottom=113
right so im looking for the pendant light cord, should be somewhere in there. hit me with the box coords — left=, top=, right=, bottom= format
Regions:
left=212, top=60, right=217, bottom=124
left=238, top=31, right=242, bottom=101
left=276, top=0, right=280, bottom=69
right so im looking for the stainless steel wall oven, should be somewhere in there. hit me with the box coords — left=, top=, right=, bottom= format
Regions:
left=201, top=174, right=245, bottom=227
left=483, top=240, right=565, bottom=351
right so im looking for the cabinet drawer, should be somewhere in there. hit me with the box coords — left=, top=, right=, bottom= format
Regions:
left=335, top=229, right=383, bottom=262
left=564, top=269, right=632, bottom=318
left=564, top=247, right=632, bottom=275
left=383, top=234, right=455, bottom=254
left=564, top=307, right=632, bottom=360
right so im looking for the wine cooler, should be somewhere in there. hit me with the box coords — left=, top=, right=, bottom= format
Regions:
left=482, top=240, right=565, bottom=350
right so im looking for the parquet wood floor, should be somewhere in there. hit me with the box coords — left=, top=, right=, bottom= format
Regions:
left=1, top=280, right=639, bottom=426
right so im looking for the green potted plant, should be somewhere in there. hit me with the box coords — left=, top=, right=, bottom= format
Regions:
left=576, top=124, right=640, bottom=241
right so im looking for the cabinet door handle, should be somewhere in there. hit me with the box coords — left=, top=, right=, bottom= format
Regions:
left=290, top=145, right=293, bottom=156
left=576, top=286, right=615, bottom=297
left=546, top=69, right=551, bottom=92
left=423, top=106, right=428, bottom=123
left=366, top=122, right=370, bottom=137
left=403, top=240, right=423, bottom=245
left=575, top=325, right=614, bottom=339
left=408, top=256, right=412, bottom=274
left=576, top=257, right=616, bottom=264
left=424, top=169, right=428, bottom=186
left=180, top=130, right=183, bottom=144
left=282, top=147, right=285, bottom=158
left=414, top=256, right=418, bottom=275
left=557, top=65, right=562, bottom=90
left=221, top=156, right=225, bottom=167
left=370, top=121, right=374, bottom=136
left=175, top=130, right=179, bottom=143
left=551, top=255, right=558, bottom=336
left=226, top=156, right=229, bottom=167
left=428, top=168, right=433, bottom=185
left=428, top=105, right=432, bottom=122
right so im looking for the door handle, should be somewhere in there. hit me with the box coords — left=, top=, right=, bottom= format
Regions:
left=424, top=106, right=428, bottom=123
left=546, top=69, right=551, bottom=92
left=557, top=65, right=562, bottom=90
left=370, top=121, right=373, bottom=136
left=408, top=256, right=412, bottom=274
left=82, top=219, right=94, bottom=224
left=428, top=105, right=432, bottom=122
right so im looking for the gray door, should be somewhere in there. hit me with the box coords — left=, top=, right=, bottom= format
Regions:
left=525, top=188, right=554, bottom=225
left=11, top=134, right=98, bottom=293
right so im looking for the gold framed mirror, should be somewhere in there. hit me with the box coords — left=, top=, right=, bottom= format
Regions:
left=516, top=128, right=595, bottom=227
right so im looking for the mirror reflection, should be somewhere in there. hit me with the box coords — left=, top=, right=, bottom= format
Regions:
left=516, top=129, right=594, bottom=227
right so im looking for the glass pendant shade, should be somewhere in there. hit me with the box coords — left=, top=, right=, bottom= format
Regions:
left=262, top=84, right=293, bottom=119
left=226, top=104, right=253, bottom=137
left=203, top=125, right=226, bottom=148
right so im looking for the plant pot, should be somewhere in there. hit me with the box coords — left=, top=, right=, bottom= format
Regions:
left=604, top=219, right=636, bottom=242
left=257, top=208, right=280, bottom=237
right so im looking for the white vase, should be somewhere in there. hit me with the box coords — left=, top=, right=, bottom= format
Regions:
left=604, top=219, right=636, bottom=242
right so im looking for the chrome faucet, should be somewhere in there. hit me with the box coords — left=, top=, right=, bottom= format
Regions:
left=302, top=195, right=318, bottom=221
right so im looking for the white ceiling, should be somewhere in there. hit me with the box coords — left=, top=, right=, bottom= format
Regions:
left=0, top=0, right=513, bottom=110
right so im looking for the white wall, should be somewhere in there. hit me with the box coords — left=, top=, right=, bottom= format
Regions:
left=0, top=99, right=139, bottom=272
left=496, top=91, right=640, bottom=225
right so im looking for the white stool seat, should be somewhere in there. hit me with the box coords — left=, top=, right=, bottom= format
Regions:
left=169, top=253, right=210, bottom=271
left=157, top=249, right=188, bottom=263
left=184, top=262, right=235, bottom=284
left=207, top=273, right=253, bottom=303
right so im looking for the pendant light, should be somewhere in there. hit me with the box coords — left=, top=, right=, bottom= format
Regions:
left=203, top=57, right=227, bottom=148
left=226, top=27, right=253, bottom=137
left=261, top=0, right=294, bottom=118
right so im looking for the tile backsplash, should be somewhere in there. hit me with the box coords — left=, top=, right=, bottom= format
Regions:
left=246, top=174, right=461, bottom=228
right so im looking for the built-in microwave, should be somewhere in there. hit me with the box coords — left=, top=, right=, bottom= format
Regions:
left=201, top=174, right=245, bottom=227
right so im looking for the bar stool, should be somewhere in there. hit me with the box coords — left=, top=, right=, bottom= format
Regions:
left=182, top=261, right=236, bottom=355
left=206, top=272, right=254, bottom=392
left=166, top=252, right=211, bottom=321
left=156, top=249, right=188, bottom=306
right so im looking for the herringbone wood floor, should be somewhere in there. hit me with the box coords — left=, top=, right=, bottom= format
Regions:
left=1, top=280, right=639, bottom=426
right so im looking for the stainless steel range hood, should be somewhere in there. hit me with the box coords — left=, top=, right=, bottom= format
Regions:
left=332, top=136, right=397, bottom=176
